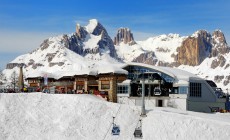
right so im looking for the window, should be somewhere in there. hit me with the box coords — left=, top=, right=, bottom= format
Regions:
left=76, top=81, right=84, bottom=90
left=179, top=86, right=188, bottom=94
left=28, top=79, right=39, bottom=83
left=76, top=85, right=84, bottom=90
left=189, top=83, right=202, bottom=97
left=117, top=85, right=129, bottom=94
left=101, top=80, right=110, bottom=89
left=125, top=65, right=174, bottom=83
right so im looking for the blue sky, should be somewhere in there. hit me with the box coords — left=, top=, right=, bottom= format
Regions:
left=0, top=0, right=230, bottom=69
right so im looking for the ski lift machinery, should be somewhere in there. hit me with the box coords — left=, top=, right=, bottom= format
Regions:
left=137, top=72, right=163, bottom=96
left=111, top=117, right=120, bottom=135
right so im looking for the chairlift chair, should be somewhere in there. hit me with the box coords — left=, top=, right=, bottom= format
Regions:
left=111, top=117, right=120, bottom=135
left=137, top=86, right=142, bottom=97
left=134, top=119, right=143, bottom=138
left=112, top=125, right=120, bottom=135
left=154, top=86, right=162, bottom=96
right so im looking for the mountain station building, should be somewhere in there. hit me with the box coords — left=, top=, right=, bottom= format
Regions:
left=26, top=62, right=229, bottom=113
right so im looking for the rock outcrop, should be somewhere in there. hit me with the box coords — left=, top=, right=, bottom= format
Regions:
left=211, top=55, right=226, bottom=69
left=177, top=30, right=212, bottom=66
left=76, top=24, right=87, bottom=39
left=211, top=30, right=229, bottom=57
left=132, top=52, right=158, bottom=65
left=6, top=63, right=25, bottom=69
left=114, top=28, right=136, bottom=46
left=176, top=30, right=229, bottom=66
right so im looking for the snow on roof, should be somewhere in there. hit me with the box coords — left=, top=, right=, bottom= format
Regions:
left=26, top=62, right=199, bottom=82
left=120, top=79, right=131, bottom=84
left=26, top=64, right=127, bottom=79
left=173, top=80, right=189, bottom=87
left=52, top=71, right=78, bottom=79
left=26, top=70, right=97, bottom=79
left=97, top=65, right=128, bottom=75
left=26, top=70, right=60, bottom=79
left=159, top=66, right=201, bottom=81
left=74, top=69, right=97, bottom=76
left=123, top=62, right=201, bottom=82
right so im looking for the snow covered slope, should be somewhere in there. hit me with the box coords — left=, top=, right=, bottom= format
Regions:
left=115, top=34, right=185, bottom=63
left=0, top=93, right=230, bottom=140
left=2, top=19, right=122, bottom=80
left=137, top=34, right=185, bottom=63
left=0, top=93, right=140, bottom=140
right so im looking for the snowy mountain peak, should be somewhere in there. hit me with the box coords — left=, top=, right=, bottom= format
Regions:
left=148, top=33, right=183, bottom=41
left=214, top=29, right=222, bottom=32
left=167, top=33, right=181, bottom=38
left=191, top=30, right=209, bottom=38
left=118, top=27, right=130, bottom=32
left=114, top=27, right=136, bottom=46
left=85, top=19, right=99, bottom=34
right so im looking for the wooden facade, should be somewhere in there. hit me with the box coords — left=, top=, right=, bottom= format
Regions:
left=27, top=73, right=127, bottom=102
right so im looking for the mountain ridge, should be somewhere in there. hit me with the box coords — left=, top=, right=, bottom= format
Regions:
left=2, top=19, right=230, bottom=91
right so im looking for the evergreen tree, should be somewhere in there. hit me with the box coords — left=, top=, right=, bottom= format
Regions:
left=10, top=71, right=18, bottom=92
left=0, top=69, right=6, bottom=86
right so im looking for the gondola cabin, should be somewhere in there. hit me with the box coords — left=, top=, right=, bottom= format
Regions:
left=111, top=125, right=120, bottom=135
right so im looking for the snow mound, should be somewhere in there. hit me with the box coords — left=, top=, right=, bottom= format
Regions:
left=1, top=93, right=230, bottom=140
left=0, top=93, right=140, bottom=140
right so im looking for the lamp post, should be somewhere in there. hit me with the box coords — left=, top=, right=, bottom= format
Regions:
left=141, top=73, right=147, bottom=117
left=18, top=65, right=24, bottom=92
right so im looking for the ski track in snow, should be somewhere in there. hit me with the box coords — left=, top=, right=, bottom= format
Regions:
left=0, top=93, right=230, bottom=140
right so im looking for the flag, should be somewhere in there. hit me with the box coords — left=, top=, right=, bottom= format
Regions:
left=44, top=74, right=48, bottom=86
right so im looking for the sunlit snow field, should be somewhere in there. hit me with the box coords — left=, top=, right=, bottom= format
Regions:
left=0, top=93, right=230, bottom=140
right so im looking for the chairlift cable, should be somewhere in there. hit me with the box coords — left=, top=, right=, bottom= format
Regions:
left=132, top=115, right=143, bottom=140
left=128, top=97, right=136, bottom=106
left=119, top=96, right=126, bottom=104
left=131, top=107, right=144, bottom=140
left=102, top=100, right=123, bottom=140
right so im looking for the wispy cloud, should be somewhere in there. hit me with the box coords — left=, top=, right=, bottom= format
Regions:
left=0, top=29, right=58, bottom=53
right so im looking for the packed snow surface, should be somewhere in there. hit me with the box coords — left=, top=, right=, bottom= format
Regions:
left=1, top=93, right=230, bottom=140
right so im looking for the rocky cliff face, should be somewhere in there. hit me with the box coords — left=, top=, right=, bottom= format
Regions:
left=6, top=63, right=25, bottom=69
left=114, top=28, right=136, bottom=46
left=211, top=30, right=229, bottom=57
left=176, top=30, right=229, bottom=66
left=132, top=52, right=158, bottom=65
left=56, top=19, right=118, bottom=58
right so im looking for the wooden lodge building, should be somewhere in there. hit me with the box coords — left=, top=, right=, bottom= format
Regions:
left=26, top=62, right=229, bottom=113
left=26, top=69, right=127, bottom=102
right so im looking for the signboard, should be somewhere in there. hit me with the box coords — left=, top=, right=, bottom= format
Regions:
left=30, top=83, right=38, bottom=87
left=76, top=81, right=84, bottom=85
left=50, top=86, right=55, bottom=94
